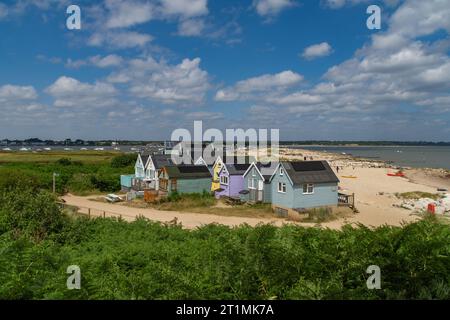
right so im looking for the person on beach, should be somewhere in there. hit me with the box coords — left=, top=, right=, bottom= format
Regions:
left=336, top=166, right=339, bottom=173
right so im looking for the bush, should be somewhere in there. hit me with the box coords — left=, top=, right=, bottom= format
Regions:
left=67, top=173, right=96, bottom=195
left=0, top=170, right=43, bottom=192
left=56, top=158, right=72, bottom=166
left=0, top=189, right=68, bottom=241
left=90, top=174, right=121, bottom=192
left=111, top=154, right=136, bottom=168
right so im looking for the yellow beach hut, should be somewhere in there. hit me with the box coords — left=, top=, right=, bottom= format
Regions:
left=211, top=156, right=224, bottom=191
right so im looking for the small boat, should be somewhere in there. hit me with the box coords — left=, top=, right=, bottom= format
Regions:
left=94, top=147, right=104, bottom=151
left=19, top=147, right=30, bottom=151
left=114, top=147, right=120, bottom=151
left=387, top=171, right=405, bottom=177
left=44, top=147, right=52, bottom=151
left=341, top=175, right=357, bottom=179
left=64, top=148, right=73, bottom=151
left=2, top=148, right=11, bottom=151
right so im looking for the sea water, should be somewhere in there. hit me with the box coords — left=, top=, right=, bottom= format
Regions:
left=289, top=145, right=450, bottom=170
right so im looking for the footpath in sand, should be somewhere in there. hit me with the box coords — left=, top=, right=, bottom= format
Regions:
left=62, top=194, right=287, bottom=229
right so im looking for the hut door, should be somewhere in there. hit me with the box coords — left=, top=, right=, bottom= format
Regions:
left=257, top=180, right=264, bottom=201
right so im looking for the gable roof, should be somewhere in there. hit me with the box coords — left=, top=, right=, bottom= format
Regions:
left=151, top=154, right=175, bottom=169
left=221, top=163, right=251, bottom=175
left=257, top=162, right=279, bottom=180
left=277, top=161, right=339, bottom=186
left=136, top=154, right=149, bottom=167
left=243, top=161, right=279, bottom=181
left=164, top=165, right=212, bottom=179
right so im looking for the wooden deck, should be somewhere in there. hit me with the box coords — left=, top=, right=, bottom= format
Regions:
left=338, top=192, right=356, bottom=211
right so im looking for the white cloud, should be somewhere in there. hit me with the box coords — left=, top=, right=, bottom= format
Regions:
left=66, top=54, right=123, bottom=68
left=46, top=76, right=117, bottom=108
left=253, top=0, right=295, bottom=17
left=270, top=92, right=323, bottom=105
left=88, top=31, right=153, bottom=49
left=302, top=42, right=333, bottom=60
left=0, top=85, right=37, bottom=102
left=236, top=70, right=302, bottom=91
left=177, top=19, right=205, bottom=36
left=215, top=70, right=303, bottom=101
left=388, top=0, right=450, bottom=38
left=0, top=84, right=47, bottom=124
left=186, top=111, right=223, bottom=120
left=105, top=0, right=153, bottom=29
left=108, top=56, right=210, bottom=105
left=160, top=0, right=208, bottom=18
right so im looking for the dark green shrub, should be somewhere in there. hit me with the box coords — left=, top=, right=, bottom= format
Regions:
left=111, top=154, right=136, bottom=168
left=56, top=158, right=72, bottom=166
left=0, top=189, right=68, bottom=240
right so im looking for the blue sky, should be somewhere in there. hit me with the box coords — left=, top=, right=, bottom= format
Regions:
left=0, top=0, right=449, bottom=141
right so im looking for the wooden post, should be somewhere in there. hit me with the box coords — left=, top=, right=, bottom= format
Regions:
left=103, top=211, right=106, bottom=218
left=88, top=208, right=91, bottom=218
left=352, top=193, right=355, bottom=208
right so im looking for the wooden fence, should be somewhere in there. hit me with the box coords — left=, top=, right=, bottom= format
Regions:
left=57, top=202, right=137, bottom=221
left=338, top=192, right=356, bottom=210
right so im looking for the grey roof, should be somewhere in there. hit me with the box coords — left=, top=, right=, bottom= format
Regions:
left=140, top=154, right=150, bottom=166
left=224, top=163, right=251, bottom=175
left=281, top=161, right=339, bottom=185
left=256, top=162, right=279, bottom=181
left=151, top=154, right=175, bottom=169
left=164, top=165, right=212, bottom=179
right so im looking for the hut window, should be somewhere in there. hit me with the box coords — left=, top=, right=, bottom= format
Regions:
left=278, top=182, right=286, bottom=193
left=280, top=167, right=284, bottom=176
left=303, top=183, right=314, bottom=194
left=220, top=175, right=229, bottom=185
left=171, top=179, right=177, bottom=191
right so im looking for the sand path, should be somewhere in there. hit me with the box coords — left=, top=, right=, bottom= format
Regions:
left=62, top=194, right=287, bottom=229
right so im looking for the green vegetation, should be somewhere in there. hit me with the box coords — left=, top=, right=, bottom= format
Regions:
left=130, top=192, right=274, bottom=218
left=0, top=152, right=133, bottom=195
left=0, top=151, right=120, bottom=164
left=0, top=154, right=449, bottom=300
left=0, top=187, right=449, bottom=299
left=154, top=191, right=217, bottom=209
left=110, top=153, right=137, bottom=168
left=396, top=191, right=443, bottom=201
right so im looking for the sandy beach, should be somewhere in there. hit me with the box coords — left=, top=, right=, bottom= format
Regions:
left=245, top=146, right=450, bottom=228
left=62, top=146, right=450, bottom=230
